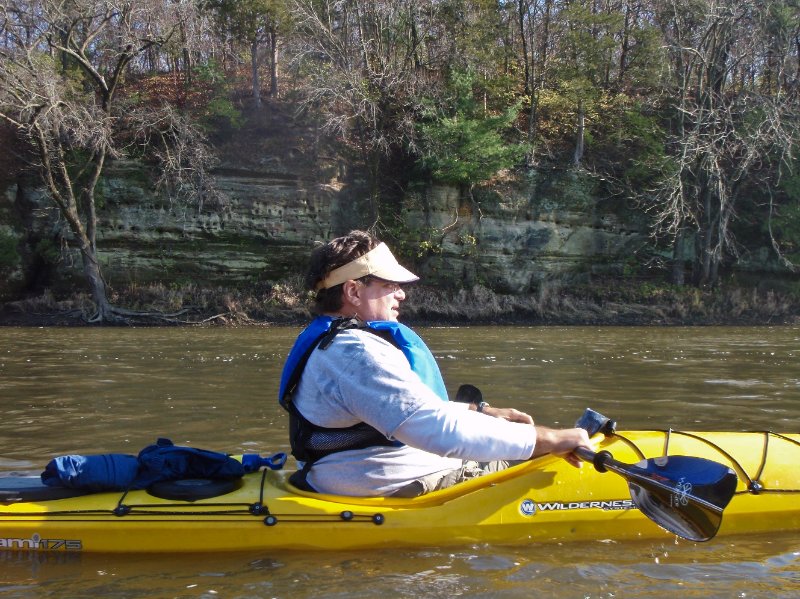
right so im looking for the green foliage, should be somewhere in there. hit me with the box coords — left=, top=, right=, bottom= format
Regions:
left=204, top=97, right=244, bottom=130
left=458, top=233, right=478, bottom=256
left=416, top=239, right=443, bottom=258
left=770, top=171, right=800, bottom=261
left=34, top=238, right=61, bottom=265
left=195, top=59, right=227, bottom=87
left=193, top=61, right=243, bottom=130
left=609, top=102, right=669, bottom=189
left=535, top=87, right=667, bottom=190
left=536, top=87, right=582, bottom=143
left=416, top=70, right=527, bottom=188
left=0, top=230, right=20, bottom=274
left=557, top=2, right=624, bottom=85
left=202, top=0, right=288, bottom=44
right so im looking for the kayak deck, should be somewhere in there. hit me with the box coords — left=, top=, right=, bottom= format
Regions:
left=1, top=429, right=798, bottom=552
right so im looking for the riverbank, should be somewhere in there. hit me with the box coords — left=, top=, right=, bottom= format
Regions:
left=1, top=280, right=798, bottom=327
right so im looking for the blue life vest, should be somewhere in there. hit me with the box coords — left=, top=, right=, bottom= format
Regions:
left=278, top=317, right=448, bottom=488
left=279, top=316, right=448, bottom=405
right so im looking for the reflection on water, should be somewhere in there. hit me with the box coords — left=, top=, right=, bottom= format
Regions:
left=1, top=534, right=798, bottom=598
left=1, top=325, right=799, bottom=597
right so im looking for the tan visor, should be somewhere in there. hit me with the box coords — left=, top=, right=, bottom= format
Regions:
left=315, top=242, right=419, bottom=290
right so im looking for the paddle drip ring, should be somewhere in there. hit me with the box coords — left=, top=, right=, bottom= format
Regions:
left=593, top=450, right=613, bottom=473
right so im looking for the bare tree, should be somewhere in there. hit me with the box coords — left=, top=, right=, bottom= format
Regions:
left=0, top=0, right=214, bottom=321
left=288, top=0, right=438, bottom=226
left=515, top=0, right=555, bottom=163
left=127, top=102, right=220, bottom=215
left=652, top=0, right=798, bottom=286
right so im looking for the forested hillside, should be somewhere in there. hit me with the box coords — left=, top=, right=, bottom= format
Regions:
left=1, top=1, right=798, bottom=324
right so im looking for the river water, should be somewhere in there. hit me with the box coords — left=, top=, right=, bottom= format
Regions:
left=1, top=325, right=798, bottom=598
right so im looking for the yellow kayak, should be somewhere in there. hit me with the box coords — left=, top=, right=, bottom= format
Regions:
left=1, top=423, right=798, bottom=553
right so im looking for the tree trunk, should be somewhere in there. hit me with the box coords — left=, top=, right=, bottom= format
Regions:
left=540, top=0, right=552, bottom=78
left=796, top=35, right=800, bottom=85
left=699, top=181, right=714, bottom=285
left=709, top=253, right=720, bottom=286
left=573, top=100, right=585, bottom=165
left=527, top=88, right=538, bottom=166
left=671, top=229, right=685, bottom=285
left=518, top=0, right=530, bottom=97
left=268, top=32, right=279, bottom=97
left=82, top=247, right=112, bottom=322
left=618, top=0, right=632, bottom=87
left=183, top=47, right=192, bottom=86
left=251, top=39, right=262, bottom=106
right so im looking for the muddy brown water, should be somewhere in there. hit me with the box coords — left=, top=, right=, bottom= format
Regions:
left=1, top=325, right=798, bottom=598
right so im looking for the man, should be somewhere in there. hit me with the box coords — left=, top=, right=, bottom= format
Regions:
left=279, top=230, right=592, bottom=497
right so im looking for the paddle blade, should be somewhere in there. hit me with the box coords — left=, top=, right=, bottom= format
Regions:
left=627, top=455, right=738, bottom=542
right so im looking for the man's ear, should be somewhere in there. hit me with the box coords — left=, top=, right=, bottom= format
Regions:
left=341, top=280, right=361, bottom=305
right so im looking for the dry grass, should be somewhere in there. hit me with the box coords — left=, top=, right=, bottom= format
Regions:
left=2, top=279, right=798, bottom=326
left=402, top=281, right=799, bottom=326
left=111, top=279, right=313, bottom=324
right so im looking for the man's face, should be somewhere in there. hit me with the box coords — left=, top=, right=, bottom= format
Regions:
left=354, top=279, right=406, bottom=322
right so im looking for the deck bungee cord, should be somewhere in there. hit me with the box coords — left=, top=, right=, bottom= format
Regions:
left=607, top=428, right=800, bottom=495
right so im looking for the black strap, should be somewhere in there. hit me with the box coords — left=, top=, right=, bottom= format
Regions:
left=288, top=464, right=317, bottom=492
left=282, top=317, right=401, bottom=481
left=280, top=317, right=362, bottom=407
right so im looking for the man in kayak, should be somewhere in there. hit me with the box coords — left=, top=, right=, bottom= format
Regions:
left=279, top=230, right=592, bottom=497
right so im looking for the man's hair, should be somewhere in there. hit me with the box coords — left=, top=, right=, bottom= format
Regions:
left=306, top=230, right=381, bottom=314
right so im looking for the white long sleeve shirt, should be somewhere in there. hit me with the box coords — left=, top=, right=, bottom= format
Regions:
left=292, top=328, right=537, bottom=496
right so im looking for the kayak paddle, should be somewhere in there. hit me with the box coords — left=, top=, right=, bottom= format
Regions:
left=574, top=409, right=738, bottom=542
left=454, top=391, right=738, bottom=541
left=454, top=383, right=483, bottom=405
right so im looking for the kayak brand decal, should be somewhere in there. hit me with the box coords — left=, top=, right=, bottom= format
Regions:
left=519, top=498, right=634, bottom=516
left=0, top=533, right=82, bottom=551
left=536, top=499, right=634, bottom=512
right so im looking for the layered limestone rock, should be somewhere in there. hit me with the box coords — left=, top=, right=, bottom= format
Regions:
left=1, top=160, right=644, bottom=296
left=404, top=177, right=643, bottom=292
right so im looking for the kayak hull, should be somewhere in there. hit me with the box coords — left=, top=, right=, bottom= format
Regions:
left=1, top=429, right=798, bottom=553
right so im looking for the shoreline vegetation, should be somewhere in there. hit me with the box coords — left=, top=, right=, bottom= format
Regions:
left=2, top=2, right=799, bottom=329
left=2, top=280, right=798, bottom=328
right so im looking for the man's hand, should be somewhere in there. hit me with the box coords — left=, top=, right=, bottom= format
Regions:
left=530, top=426, right=593, bottom=467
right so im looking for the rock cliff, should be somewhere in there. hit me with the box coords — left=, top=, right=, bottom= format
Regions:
left=1, top=155, right=645, bottom=299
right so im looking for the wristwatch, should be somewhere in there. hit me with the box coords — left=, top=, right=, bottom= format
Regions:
left=476, top=401, right=490, bottom=413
